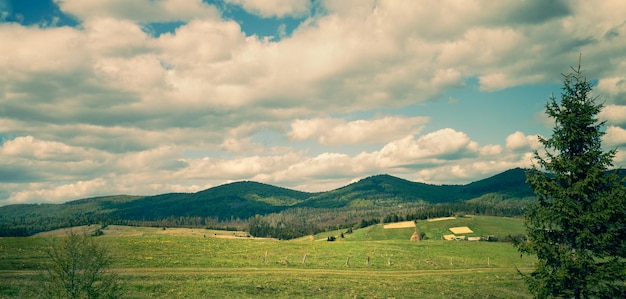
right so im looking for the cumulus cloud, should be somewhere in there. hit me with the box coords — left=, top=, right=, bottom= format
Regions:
left=55, top=0, right=219, bottom=22
left=12, top=137, right=101, bottom=165
left=597, top=77, right=626, bottom=104
left=506, top=131, right=541, bottom=151
left=479, top=144, right=503, bottom=156
left=604, top=126, right=626, bottom=148
left=0, top=137, right=112, bottom=184
left=410, top=154, right=535, bottom=185
left=288, top=116, right=429, bottom=145
left=371, top=128, right=479, bottom=168
left=2, top=0, right=626, bottom=204
left=8, top=179, right=108, bottom=204
left=599, top=105, right=626, bottom=125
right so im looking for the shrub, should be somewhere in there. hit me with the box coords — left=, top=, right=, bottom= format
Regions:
left=42, top=231, right=123, bottom=299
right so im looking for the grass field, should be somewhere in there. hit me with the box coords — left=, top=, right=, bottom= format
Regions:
left=0, top=216, right=534, bottom=298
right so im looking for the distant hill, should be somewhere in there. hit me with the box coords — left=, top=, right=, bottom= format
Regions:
left=0, top=168, right=536, bottom=236
left=457, top=168, right=533, bottom=200
left=297, top=174, right=458, bottom=208
left=297, top=168, right=534, bottom=208
left=108, top=181, right=316, bottom=221
left=7, top=167, right=622, bottom=237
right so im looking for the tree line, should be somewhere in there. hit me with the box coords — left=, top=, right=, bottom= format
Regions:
left=246, top=201, right=530, bottom=239
left=0, top=199, right=532, bottom=237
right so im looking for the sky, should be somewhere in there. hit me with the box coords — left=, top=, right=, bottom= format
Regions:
left=1, top=0, right=626, bottom=206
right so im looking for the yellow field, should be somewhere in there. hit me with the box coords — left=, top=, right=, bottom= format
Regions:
left=449, top=226, right=473, bottom=234
left=383, top=221, right=416, bottom=229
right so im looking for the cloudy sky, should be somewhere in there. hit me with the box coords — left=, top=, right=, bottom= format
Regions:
left=2, top=0, right=626, bottom=205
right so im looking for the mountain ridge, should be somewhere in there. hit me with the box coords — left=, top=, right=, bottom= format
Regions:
left=0, top=168, right=537, bottom=235
left=4, top=167, right=622, bottom=238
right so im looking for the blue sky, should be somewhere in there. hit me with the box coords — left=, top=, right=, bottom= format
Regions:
left=1, top=0, right=626, bottom=205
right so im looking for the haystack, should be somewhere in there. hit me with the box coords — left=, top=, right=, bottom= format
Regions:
left=410, top=231, right=421, bottom=241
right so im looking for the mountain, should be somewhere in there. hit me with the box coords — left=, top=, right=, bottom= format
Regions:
left=297, top=168, right=535, bottom=208
left=0, top=168, right=540, bottom=236
left=457, top=168, right=533, bottom=200
left=297, top=174, right=458, bottom=208
left=108, top=181, right=316, bottom=221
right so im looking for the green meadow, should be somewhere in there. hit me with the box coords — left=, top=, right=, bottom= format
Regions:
left=0, top=216, right=534, bottom=298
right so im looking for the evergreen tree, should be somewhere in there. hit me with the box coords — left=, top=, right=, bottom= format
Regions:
left=517, top=62, right=626, bottom=298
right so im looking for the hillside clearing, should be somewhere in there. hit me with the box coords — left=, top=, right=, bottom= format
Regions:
left=449, top=226, right=473, bottom=234
left=383, top=221, right=416, bottom=229
left=427, top=216, right=457, bottom=222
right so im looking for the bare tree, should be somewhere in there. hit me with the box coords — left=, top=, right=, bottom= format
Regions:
left=42, top=231, right=122, bottom=299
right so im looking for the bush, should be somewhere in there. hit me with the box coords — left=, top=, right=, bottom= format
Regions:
left=42, top=231, right=123, bottom=299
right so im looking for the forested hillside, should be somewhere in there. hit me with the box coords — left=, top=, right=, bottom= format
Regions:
left=0, top=168, right=541, bottom=237
left=6, top=167, right=622, bottom=238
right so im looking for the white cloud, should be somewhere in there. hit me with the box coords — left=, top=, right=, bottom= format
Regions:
left=8, top=179, right=108, bottom=204
left=55, top=0, right=219, bottom=22
left=479, top=144, right=503, bottom=156
left=288, top=116, right=429, bottom=145
left=0, top=136, right=106, bottom=162
left=371, top=128, right=479, bottom=168
left=225, top=0, right=310, bottom=18
left=3, top=1, right=626, bottom=204
left=506, top=131, right=529, bottom=151
left=410, top=155, right=533, bottom=185
left=0, top=125, right=541, bottom=203
left=506, top=131, right=541, bottom=151
left=597, top=77, right=626, bottom=104
left=599, top=105, right=626, bottom=125
left=115, top=146, right=186, bottom=171
left=604, top=126, right=626, bottom=148
left=83, top=18, right=153, bottom=58
left=614, top=149, right=626, bottom=165
left=0, top=24, right=87, bottom=73
left=270, top=152, right=357, bottom=181
left=180, top=152, right=304, bottom=182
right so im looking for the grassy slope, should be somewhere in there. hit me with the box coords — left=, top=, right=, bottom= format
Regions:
left=313, top=215, right=525, bottom=242
left=417, top=216, right=526, bottom=240
left=0, top=216, right=534, bottom=298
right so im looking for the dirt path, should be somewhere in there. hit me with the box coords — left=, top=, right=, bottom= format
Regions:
left=427, top=217, right=456, bottom=222
left=116, top=267, right=532, bottom=276
left=0, top=267, right=532, bottom=278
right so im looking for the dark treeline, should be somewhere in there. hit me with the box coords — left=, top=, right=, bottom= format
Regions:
left=0, top=215, right=110, bottom=237
left=246, top=201, right=530, bottom=240
left=0, top=200, right=530, bottom=237
left=0, top=215, right=246, bottom=237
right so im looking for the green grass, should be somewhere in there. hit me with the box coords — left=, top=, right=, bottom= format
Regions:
left=0, top=216, right=534, bottom=298
left=416, top=216, right=526, bottom=240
